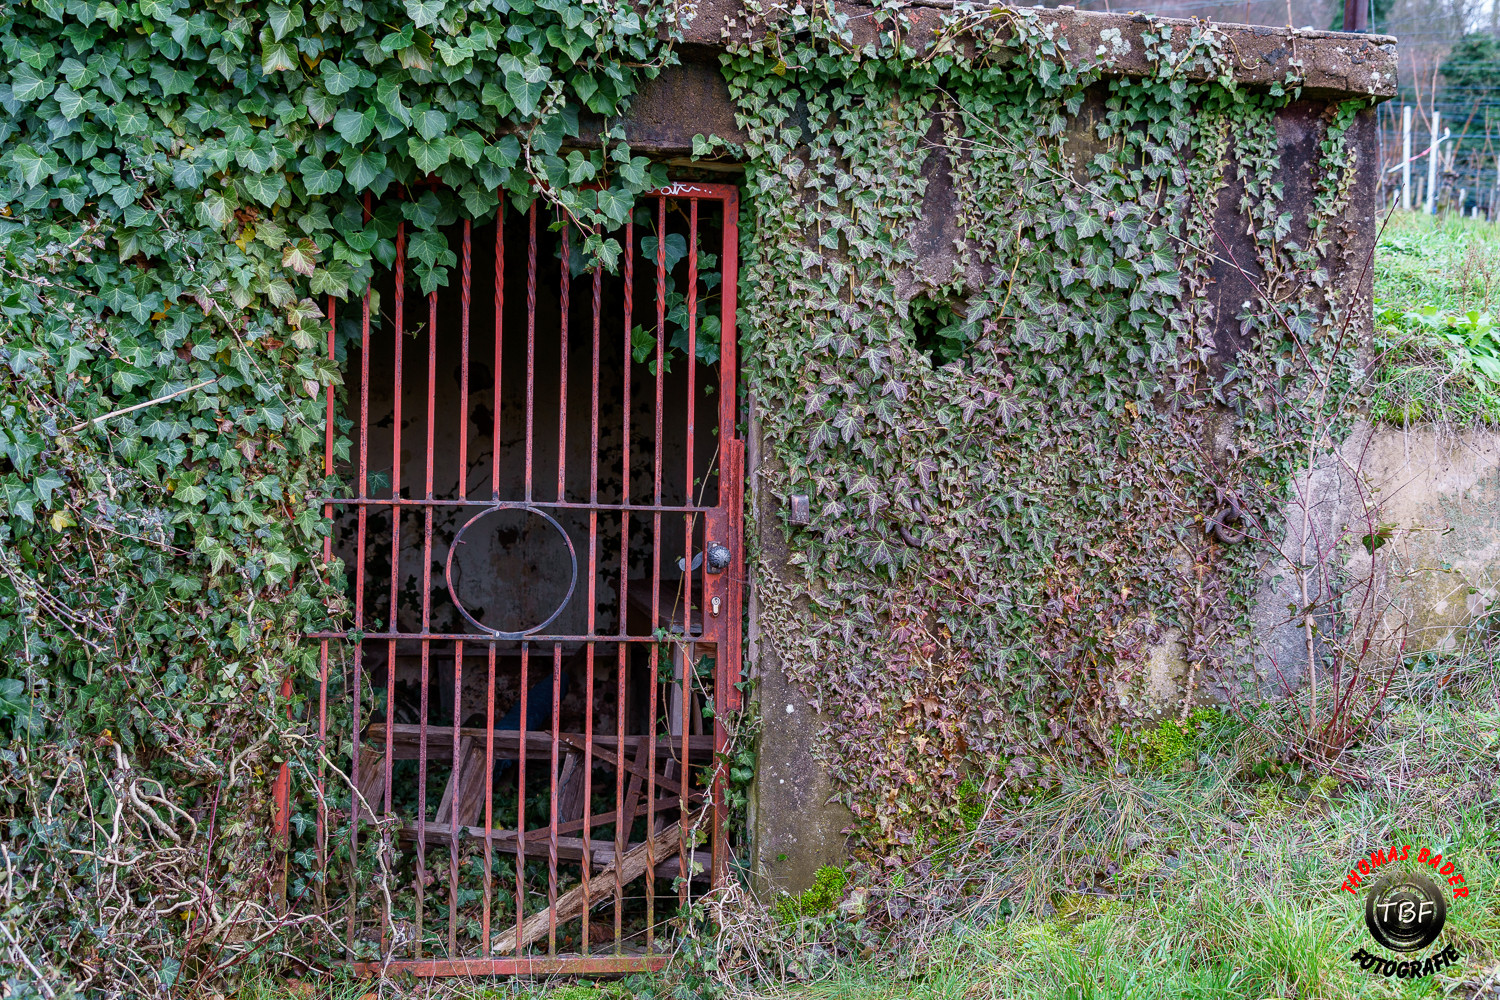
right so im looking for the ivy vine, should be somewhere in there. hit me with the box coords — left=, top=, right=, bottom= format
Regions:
left=725, top=2, right=1369, bottom=851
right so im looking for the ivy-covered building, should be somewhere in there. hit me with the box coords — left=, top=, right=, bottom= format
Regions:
left=0, top=0, right=1395, bottom=984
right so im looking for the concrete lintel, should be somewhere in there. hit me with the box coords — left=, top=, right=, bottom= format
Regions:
left=682, top=0, right=1398, bottom=99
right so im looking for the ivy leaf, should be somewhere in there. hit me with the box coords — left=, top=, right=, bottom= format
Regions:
left=486, top=134, right=520, bottom=169
left=321, top=60, right=361, bottom=96
left=262, top=38, right=298, bottom=74
left=407, top=135, right=451, bottom=174
left=333, top=107, right=374, bottom=145
left=11, top=145, right=58, bottom=188
left=242, top=171, right=287, bottom=206
left=449, top=130, right=484, bottom=166
left=197, top=189, right=233, bottom=229
left=282, top=238, right=320, bottom=276
left=376, top=77, right=412, bottom=127
left=11, top=64, right=54, bottom=103
left=53, top=82, right=87, bottom=120
left=405, top=0, right=446, bottom=28
left=596, top=186, right=632, bottom=227
left=343, top=149, right=387, bottom=191
left=303, top=86, right=338, bottom=125
left=151, top=63, right=197, bottom=96
left=406, top=229, right=450, bottom=268
left=266, top=3, right=305, bottom=40
left=499, top=55, right=549, bottom=117
left=413, top=107, right=450, bottom=141
left=565, top=150, right=595, bottom=184
left=299, top=156, right=343, bottom=196
left=31, top=469, right=65, bottom=505
left=173, top=481, right=207, bottom=504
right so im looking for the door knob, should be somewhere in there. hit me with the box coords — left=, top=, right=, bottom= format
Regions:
left=705, top=541, right=731, bottom=574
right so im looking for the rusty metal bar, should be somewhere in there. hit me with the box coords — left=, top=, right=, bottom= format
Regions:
left=515, top=642, right=529, bottom=955
left=615, top=213, right=632, bottom=953
left=415, top=282, right=439, bottom=958
left=558, top=225, right=569, bottom=502
left=383, top=221, right=406, bottom=958
left=646, top=193, right=667, bottom=954
left=525, top=203, right=536, bottom=503
left=348, top=192, right=373, bottom=957
left=484, top=207, right=504, bottom=957
left=582, top=240, right=601, bottom=952
left=353, top=956, right=668, bottom=978
left=714, top=189, right=741, bottom=887
left=323, top=498, right=713, bottom=513
left=448, top=220, right=470, bottom=957
left=547, top=642, right=561, bottom=955
left=316, top=293, right=334, bottom=923
left=315, top=184, right=741, bottom=976
left=680, top=198, right=700, bottom=906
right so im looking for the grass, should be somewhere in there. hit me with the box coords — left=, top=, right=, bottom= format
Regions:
left=245, top=213, right=1500, bottom=1000
left=1372, top=211, right=1500, bottom=424
left=1375, top=211, right=1500, bottom=314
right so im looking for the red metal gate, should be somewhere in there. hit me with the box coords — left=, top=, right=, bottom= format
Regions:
left=292, top=183, right=741, bottom=976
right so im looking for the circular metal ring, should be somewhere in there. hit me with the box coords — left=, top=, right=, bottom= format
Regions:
left=443, top=502, right=578, bottom=639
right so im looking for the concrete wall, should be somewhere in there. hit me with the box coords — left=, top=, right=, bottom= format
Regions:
left=565, top=3, right=1403, bottom=892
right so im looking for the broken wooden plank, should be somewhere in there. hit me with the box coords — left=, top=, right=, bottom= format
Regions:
left=495, top=811, right=706, bottom=954
left=555, top=749, right=585, bottom=824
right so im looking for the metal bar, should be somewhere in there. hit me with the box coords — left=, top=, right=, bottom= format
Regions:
left=460, top=219, right=472, bottom=496
left=680, top=198, right=699, bottom=908
left=383, top=221, right=406, bottom=957
left=450, top=638, right=462, bottom=955
left=483, top=640, right=496, bottom=956
left=615, top=214, right=633, bottom=955
left=714, top=190, right=742, bottom=888
left=514, top=643, right=528, bottom=955
left=548, top=220, right=566, bottom=955
left=548, top=643, right=561, bottom=955
left=558, top=224, right=569, bottom=503
left=582, top=239, right=601, bottom=953
left=316, top=294, right=334, bottom=911
left=719, top=190, right=742, bottom=707
left=320, top=498, right=713, bottom=513
left=486, top=208, right=504, bottom=959
left=353, top=956, right=669, bottom=978
left=416, top=281, right=439, bottom=959
left=349, top=192, right=373, bottom=958
left=450, top=219, right=472, bottom=959
left=646, top=193, right=667, bottom=954
left=312, top=631, right=706, bottom=643
left=494, top=206, right=505, bottom=501
left=525, top=203, right=536, bottom=503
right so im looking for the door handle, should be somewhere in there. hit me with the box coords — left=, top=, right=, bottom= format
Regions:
left=705, top=541, right=731, bottom=574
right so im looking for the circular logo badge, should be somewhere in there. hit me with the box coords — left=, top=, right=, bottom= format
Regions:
left=1365, top=873, right=1447, bottom=952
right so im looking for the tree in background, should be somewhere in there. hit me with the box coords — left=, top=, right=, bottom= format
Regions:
left=1330, top=0, right=1396, bottom=30
left=1439, top=33, right=1500, bottom=208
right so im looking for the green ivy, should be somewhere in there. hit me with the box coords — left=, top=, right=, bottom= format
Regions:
left=0, top=0, right=1376, bottom=986
left=725, top=3, right=1369, bottom=854
left=0, top=0, right=680, bottom=990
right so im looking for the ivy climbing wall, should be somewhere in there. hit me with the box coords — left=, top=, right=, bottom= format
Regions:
left=704, top=3, right=1397, bottom=886
left=0, top=0, right=1397, bottom=985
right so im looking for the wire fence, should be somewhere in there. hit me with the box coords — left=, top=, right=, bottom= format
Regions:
left=1033, top=0, right=1500, bottom=217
